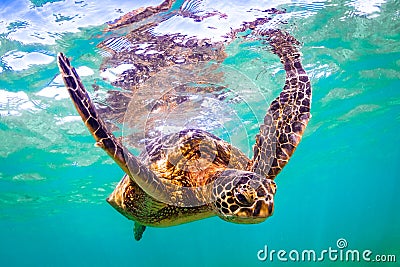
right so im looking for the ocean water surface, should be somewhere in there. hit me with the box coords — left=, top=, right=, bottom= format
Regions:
left=0, top=0, right=399, bottom=266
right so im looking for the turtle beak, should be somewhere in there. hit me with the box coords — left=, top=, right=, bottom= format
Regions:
left=223, top=200, right=274, bottom=224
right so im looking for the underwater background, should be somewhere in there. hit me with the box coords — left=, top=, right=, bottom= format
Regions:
left=0, top=0, right=399, bottom=266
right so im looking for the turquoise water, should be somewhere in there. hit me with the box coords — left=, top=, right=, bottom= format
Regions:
left=1, top=0, right=399, bottom=266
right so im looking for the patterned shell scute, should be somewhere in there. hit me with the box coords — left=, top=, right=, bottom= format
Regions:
left=139, top=129, right=250, bottom=188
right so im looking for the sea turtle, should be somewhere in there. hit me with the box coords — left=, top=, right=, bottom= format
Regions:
left=57, top=2, right=311, bottom=241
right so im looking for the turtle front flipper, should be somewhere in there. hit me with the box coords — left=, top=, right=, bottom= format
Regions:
left=57, top=53, right=169, bottom=200
left=249, top=29, right=312, bottom=179
left=57, top=53, right=131, bottom=173
left=57, top=53, right=204, bottom=207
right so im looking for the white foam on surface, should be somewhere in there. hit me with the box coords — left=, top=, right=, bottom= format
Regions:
left=2, top=51, right=54, bottom=71
left=0, top=0, right=162, bottom=45
left=0, top=89, right=39, bottom=116
left=100, top=64, right=136, bottom=82
left=35, top=86, right=69, bottom=100
left=346, top=0, right=387, bottom=18
left=152, top=0, right=327, bottom=42
left=55, top=115, right=82, bottom=126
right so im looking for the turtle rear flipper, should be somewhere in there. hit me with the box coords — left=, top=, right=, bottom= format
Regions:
left=250, top=29, right=312, bottom=179
left=133, top=222, right=146, bottom=241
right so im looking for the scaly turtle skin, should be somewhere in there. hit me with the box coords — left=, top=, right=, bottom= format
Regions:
left=57, top=3, right=311, bottom=241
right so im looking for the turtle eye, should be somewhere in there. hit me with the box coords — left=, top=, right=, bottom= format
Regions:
left=234, top=189, right=255, bottom=207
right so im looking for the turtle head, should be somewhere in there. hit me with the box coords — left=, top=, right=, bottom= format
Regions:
left=211, top=170, right=276, bottom=224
